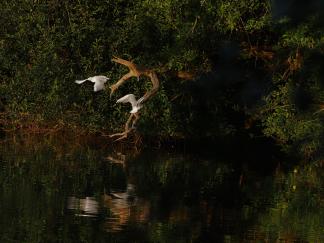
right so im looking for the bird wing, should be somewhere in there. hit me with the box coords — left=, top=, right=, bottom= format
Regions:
left=94, top=76, right=109, bottom=83
left=94, top=81, right=105, bottom=92
left=137, top=96, right=145, bottom=105
left=116, top=94, right=136, bottom=106
left=75, top=79, right=88, bottom=84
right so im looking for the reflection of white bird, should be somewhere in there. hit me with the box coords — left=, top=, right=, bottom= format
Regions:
left=67, top=196, right=99, bottom=217
left=75, top=75, right=110, bottom=92
left=116, top=94, right=144, bottom=113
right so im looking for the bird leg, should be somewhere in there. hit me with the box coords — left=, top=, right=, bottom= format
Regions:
left=109, top=57, right=159, bottom=141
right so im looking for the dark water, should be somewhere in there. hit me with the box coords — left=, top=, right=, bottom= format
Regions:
left=0, top=133, right=323, bottom=242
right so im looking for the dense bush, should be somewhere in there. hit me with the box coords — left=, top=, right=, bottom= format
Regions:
left=0, top=0, right=323, bottom=160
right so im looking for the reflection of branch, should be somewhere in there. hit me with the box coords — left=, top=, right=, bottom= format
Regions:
left=106, top=156, right=125, bottom=164
left=109, top=57, right=160, bottom=141
left=106, top=152, right=126, bottom=166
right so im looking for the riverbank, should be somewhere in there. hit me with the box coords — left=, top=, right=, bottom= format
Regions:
left=0, top=111, right=319, bottom=167
left=0, top=115, right=290, bottom=170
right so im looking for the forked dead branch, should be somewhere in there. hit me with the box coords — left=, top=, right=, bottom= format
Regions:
left=109, top=57, right=160, bottom=141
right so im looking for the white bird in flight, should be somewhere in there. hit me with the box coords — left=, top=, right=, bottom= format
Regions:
left=116, top=94, right=144, bottom=113
left=75, top=75, right=110, bottom=92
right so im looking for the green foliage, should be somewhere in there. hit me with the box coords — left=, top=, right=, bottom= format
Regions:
left=0, top=0, right=251, bottom=135
left=259, top=10, right=324, bottom=159
left=0, top=0, right=324, bottom=160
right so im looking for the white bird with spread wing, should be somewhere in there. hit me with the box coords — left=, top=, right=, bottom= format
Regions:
left=116, top=94, right=144, bottom=114
left=75, top=75, right=110, bottom=92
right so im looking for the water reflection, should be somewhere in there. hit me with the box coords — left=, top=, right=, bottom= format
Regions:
left=0, top=133, right=322, bottom=242
left=68, top=196, right=99, bottom=217
left=103, top=183, right=150, bottom=232
left=106, top=152, right=126, bottom=167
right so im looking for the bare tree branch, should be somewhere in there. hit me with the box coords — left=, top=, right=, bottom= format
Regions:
left=109, top=57, right=160, bottom=141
